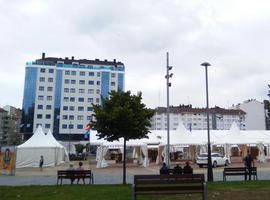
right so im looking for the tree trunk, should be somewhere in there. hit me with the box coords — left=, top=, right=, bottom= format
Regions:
left=123, top=137, right=126, bottom=184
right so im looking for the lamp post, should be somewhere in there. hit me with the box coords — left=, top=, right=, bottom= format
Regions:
left=68, top=121, right=72, bottom=156
left=165, top=52, right=173, bottom=167
left=201, top=62, right=214, bottom=182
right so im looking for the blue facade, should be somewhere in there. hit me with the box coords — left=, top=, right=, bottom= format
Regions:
left=21, top=67, right=37, bottom=134
left=101, top=72, right=110, bottom=99
left=53, top=69, right=63, bottom=137
left=118, top=73, right=124, bottom=91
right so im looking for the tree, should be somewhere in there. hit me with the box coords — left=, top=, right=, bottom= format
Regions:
left=91, top=91, right=154, bottom=184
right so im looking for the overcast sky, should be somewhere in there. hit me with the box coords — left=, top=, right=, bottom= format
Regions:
left=0, top=0, right=269, bottom=109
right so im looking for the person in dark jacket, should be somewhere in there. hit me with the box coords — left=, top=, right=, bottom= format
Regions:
left=160, top=162, right=169, bottom=174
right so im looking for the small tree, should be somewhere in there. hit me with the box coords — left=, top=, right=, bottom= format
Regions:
left=92, top=91, right=154, bottom=184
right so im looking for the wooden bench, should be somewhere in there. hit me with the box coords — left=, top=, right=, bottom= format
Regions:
left=57, top=170, right=94, bottom=185
left=223, top=167, right=257, bottom=181
left=133, top=174, right=207, bottom=200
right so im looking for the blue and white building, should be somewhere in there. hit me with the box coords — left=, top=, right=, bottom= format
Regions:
left=21, top=53, right=125, bottom=140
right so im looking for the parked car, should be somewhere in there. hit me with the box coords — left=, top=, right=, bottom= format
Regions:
left=196, top=153, right=229, bottom=168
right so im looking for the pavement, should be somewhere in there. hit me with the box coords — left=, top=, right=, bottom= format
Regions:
left=1, top=161, right=270, bottom=186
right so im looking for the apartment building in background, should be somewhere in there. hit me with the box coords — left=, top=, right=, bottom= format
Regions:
left=231, top=99, right=267, bottom=130
left=0, top=106, right=22, bottom=145
left=151, top=105, right=246, bottom=131
left=21, top=53, right=125, bottom=141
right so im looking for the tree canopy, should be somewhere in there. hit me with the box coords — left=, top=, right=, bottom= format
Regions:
left=92, top=90, right=154, bottom=141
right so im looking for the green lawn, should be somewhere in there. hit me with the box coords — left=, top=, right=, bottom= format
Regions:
left=1, top=181, right=270, bottom=200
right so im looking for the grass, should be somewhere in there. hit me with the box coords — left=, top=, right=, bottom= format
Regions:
left=1, top=181, right=270, bottom=200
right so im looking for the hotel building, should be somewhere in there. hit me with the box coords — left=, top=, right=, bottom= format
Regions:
left=21, top=53, right=125, bottom=140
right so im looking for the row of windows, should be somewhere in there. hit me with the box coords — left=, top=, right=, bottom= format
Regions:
left=63, top=88, right=100, bottom=94
left=63, top=79, right=116, bottom=86
left=62, top=124, right=84, bottom=129
left=38, top=95, right=53, bottom=101
left=36, top=123, right=51, bottom=129
left=63, top=97, right=99, bottom=103
left=40, top=68, right=54, bottom=73
left=37, top=114, right=51, bottom=119
left=37, top=105, right=52, bottom=110
left=62, top=106, right=93, bottom=111
left=65, top=70, right=102, bottom=77
left=39, top=86, right=53, bottom=92
left=40, top=77, right=54, bottom=82
left=62, top=115, right=92, bottom=121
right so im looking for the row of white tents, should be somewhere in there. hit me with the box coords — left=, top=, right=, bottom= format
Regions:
left=90, top=122, right=270, bottom=168
left=15, top=121, right=270, bottom=169
left=16, top=126, right=69, bottom=168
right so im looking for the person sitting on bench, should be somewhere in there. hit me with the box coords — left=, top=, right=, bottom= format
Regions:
left=173, top=163, right=183, bottom=174
left=160, top=162, right=169, bottom=174
left=183, top=161, right=193, bottom=174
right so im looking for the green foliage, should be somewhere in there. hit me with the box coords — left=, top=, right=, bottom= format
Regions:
left=92, top=91, right=154, bottom=141
left=74, top=144, right=85, bottom=154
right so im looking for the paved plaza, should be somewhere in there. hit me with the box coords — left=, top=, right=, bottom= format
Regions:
left=1, top=161, right=270, bottom=186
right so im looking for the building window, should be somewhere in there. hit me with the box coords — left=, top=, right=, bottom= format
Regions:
left=62, top=115, right=68, bottom=120
left=79, top=80, right=85, bottom=84
left=97, top=81, right=100, bottom=85
left=77, top=115, right=84, bottom=120
left=69, top=115, right=74, bottom=120
left=48, top=78, right=53, bottom=82
left=45, top=124, right=51, bottom=128
left=88, top=98, right=94, bottom=103
left=63, top=97, right=69, bottom=102
left=47, top=87, right=53, bottom=92
left=46, top=105, right=52, bottom=110
left=77, top=124, right=83, bottom=129
left=111, top=73, right=116, bottom=78
left=49, top=69, right=54, bottom=73
left=64, top=79, right=70, bottom=84
left=71, top=71, right=76, bottom=75
left=87, top=116, right=92, bottom=120
left=37, top=114, right=42, bottom=119
left=70, top=97, right=75, bottom=102
left=80, top=71, right=85, bottom=76
left=64, top=88, right=69, bottom=93
left=96, top=98, right=100, bottom=103
left=71, top=80, right=76, bottom=84
left=38, top=95, right=44, bottom=100
left=62, top=124, right=67, bottom=129
left=78, top=106, right=84, bottom=111
left=40, top=68, right=46, bottom=73
left=65, top=70, right=70, bottom=75
left=89, top=72, right=95, bottom=76
left=78, top=97, right=84, bottom=102
left=79, top=89, right=85, bottom=93
left=111, top=82, right=115, bottom=86
left=39, top=86, right=44, bottom=91
left=69, top=124, right=74, bottom=129
left=88, top=80, right=94, bottom=85
left=87, top=107, right=93, bottom=111
left=36, top=123, right=42, bottom=128
left=88, top=89, right=94, bottom=94
left=69, top=106, right=75, bottom=111
left=39, top=77, right=45, bottom=82
left=96, top=89, right=100, bottom=94
left=47, top=96, right=52, bottom=101
left=97, top=72, right=100, bottom=77
left=46, top=114, right=51, bottom=119
left=63, top=106, right=68, bottom=111
left=37, top=105, right=43, bottom=109
left=70, top=88, right=76, bottom=93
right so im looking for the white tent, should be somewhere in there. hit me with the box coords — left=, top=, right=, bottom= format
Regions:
left=16, top=126, right=66, bottom=168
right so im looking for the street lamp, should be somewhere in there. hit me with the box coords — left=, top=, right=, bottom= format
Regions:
left=201, top=62, right=214, bottom=182
left=165, top=52, right=173, bottom=167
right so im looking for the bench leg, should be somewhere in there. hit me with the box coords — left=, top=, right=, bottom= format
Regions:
left=132, top=185, right=136, bottom=200
left=203, top=182, right=208, bottom=200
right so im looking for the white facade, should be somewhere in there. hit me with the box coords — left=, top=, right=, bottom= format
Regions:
left=151, top=107, right=245, bottom=131
left=232, top=99, right=266, bottom=130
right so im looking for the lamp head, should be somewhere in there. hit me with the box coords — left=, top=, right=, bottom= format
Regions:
left=201, top=62, right=211, bottom=67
